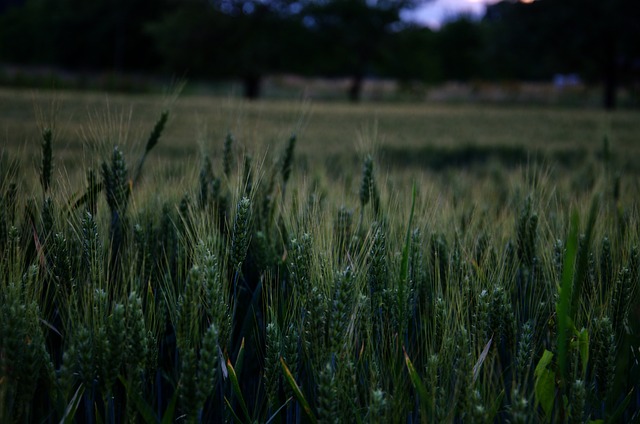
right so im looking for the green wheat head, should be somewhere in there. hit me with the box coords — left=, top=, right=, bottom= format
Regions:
left=40, top=128, right=53, bottom=194
left=230, top=197, right=252, bottom=273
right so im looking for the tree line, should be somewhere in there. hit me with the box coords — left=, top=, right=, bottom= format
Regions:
left=0, top=0, right=638, bottom=108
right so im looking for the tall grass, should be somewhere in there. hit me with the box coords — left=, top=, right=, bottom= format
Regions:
left=0, top=99, right=638, bottom=423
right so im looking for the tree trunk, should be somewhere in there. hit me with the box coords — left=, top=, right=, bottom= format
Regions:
left=349, top=73, right=363, bottom=103
left=604, top=64, right=618, bottom=110
left=243, top=75, right=261, bottom=100
left=603, top=71, right=617, bottom=111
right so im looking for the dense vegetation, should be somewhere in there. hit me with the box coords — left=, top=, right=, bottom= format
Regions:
left=0, top=97, right=639, bottom=423
left=1, top=0, right=639, bottom=106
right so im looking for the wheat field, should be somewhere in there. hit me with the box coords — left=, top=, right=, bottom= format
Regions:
left=1, top=88, right=639, bottom=423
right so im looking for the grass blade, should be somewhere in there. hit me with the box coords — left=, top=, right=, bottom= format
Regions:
left=398, top=182, right=417, bottom=332
left=160, top=386, right=179, bottom=424
left=224, top=396, right=246, bottom=424
left=575, top=327, right=589, bottom=379
left=59, top=384, right=85, bottom=424
left=404, top=347, right=429, bottom=418
left=118, top=376, right=158, bottom=424
left=570, top=196, right=599, bottom=320
left=534, top=349, right=555, bottom=421
left=280, top=357, right=317, bottom=424
left=66, top=182, right=104, bottom=212
left=227, top=358, right=251, bottom=423
left=559, top=197, right=598, bottom=387
left=265, top=397, right=293, bottom=424
left=606, top=387, right=634, bottom=424
left=399, top=182, right=417, bottom=287
left=557, top=210, right=579, bottom=385
left=473, top=337, right=493, bottom=383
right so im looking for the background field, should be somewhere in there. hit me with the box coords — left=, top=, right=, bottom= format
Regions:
left=3, top=88, right=640, bottom=186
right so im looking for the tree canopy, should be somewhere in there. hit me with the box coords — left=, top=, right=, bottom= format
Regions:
left=0, top=0, right=638, bottom=107
left=483, top=0, right=640, bottom=109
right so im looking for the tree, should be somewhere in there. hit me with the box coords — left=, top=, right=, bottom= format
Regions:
left=481, top=2, right=553, bottom=81
left=300, top=0, right=430, bottom=102
left=148, top=0, right=434, bottom=100
left=484, top=0, right=640, bottom=109
left=148, top=0, right=309, bottom=99
left=1, top=0, right=443, bottom=101
left=0, top=0, right=167, bottom=71
left=436, top=17, right=485, bottom=82
left=382, top=25, right=442, bottom=84
left=550, top=0, right=640, bottom=109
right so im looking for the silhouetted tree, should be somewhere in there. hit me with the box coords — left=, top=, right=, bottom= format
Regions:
left=0, top=0, right=167, bottom=71
left=2, top=0, right=450, bottom=101
left=148, top=0, right=309, bottom=99
left=301, top=0, right=429, bottom=101
left=484, top=0, right=640, bottom=109
left=481, top=2, right=553, bottom=81
left=436, top=17, right=484, bottom=82
left=551, top=0, right=640, bottom=109
left=383, top=25, right=442, bottom=84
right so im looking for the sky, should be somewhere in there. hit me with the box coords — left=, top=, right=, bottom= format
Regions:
left=404, top=0, right=499, bottom=28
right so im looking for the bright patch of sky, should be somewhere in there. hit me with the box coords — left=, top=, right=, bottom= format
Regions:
left=403, top=0, right=501, bottom=28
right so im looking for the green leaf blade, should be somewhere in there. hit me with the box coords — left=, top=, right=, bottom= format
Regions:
left=280, top=357, right=317, bottom=424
